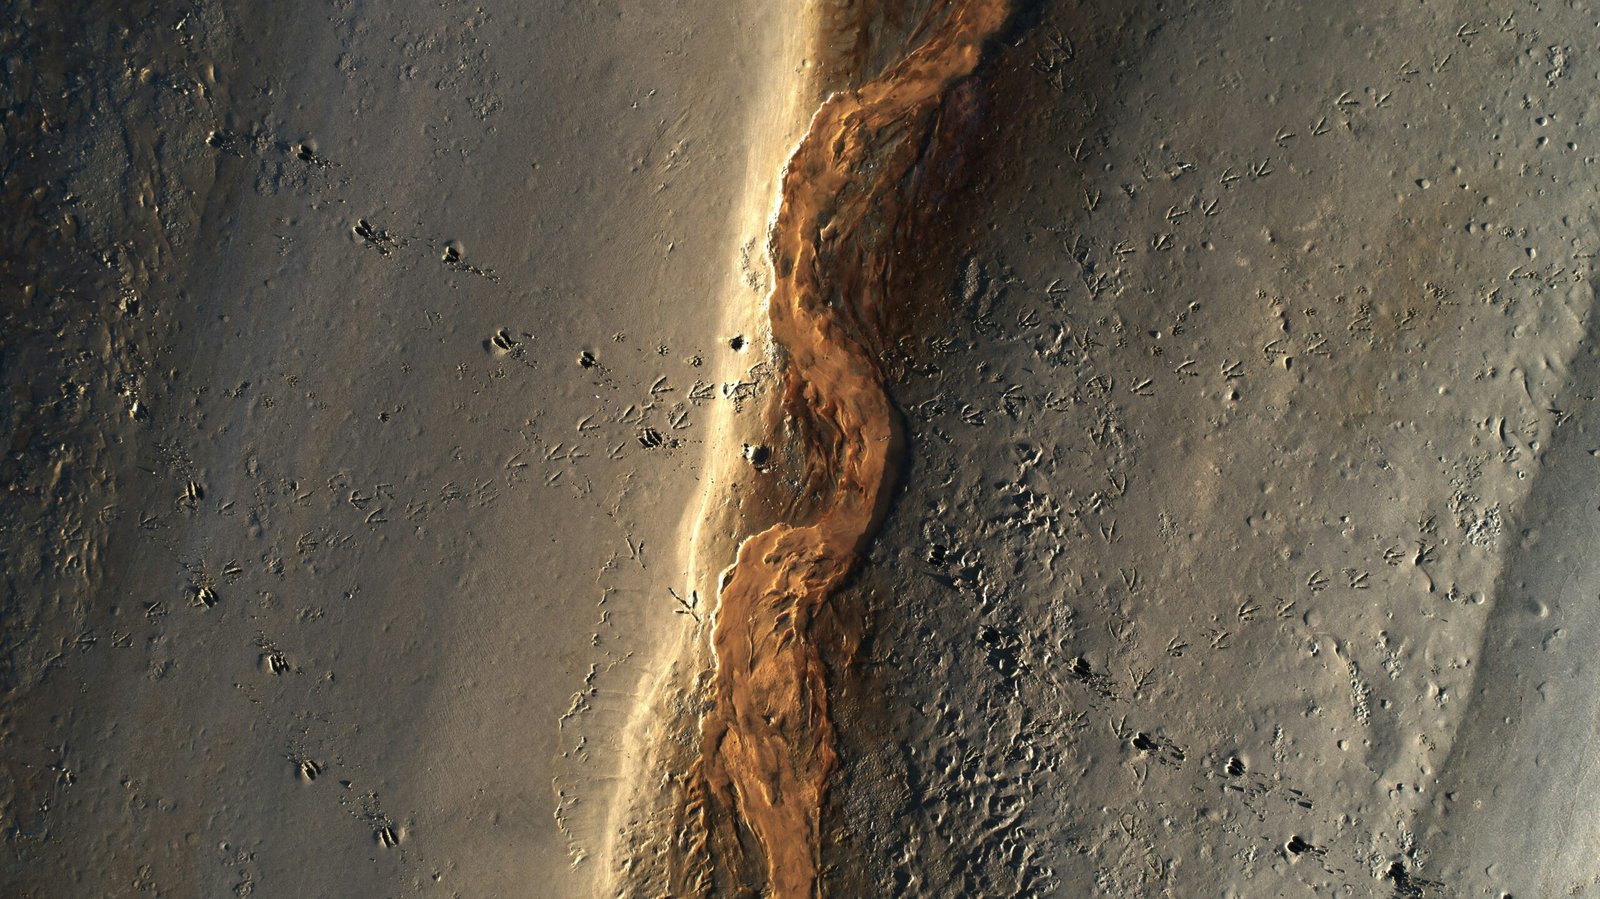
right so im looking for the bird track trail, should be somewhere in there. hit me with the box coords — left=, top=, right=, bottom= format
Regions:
left=684, top=1, right=1012, bottom=895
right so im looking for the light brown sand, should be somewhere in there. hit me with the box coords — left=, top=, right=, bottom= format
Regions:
left=9, top=2, right=1600, bottom=898
left=3, top=1, right=810, bottom=895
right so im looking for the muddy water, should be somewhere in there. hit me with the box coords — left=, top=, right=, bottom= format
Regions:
left=685, top=1, right=1012, bottom=895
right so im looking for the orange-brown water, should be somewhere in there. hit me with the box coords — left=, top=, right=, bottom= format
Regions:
left=687, top=1, right=1012, bottom=895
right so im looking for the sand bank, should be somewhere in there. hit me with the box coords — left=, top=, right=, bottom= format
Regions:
left=4, top=0, right=807, bottom=894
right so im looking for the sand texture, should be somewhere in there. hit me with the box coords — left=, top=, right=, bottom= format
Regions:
left=6, top=1, right=1600, bottom=897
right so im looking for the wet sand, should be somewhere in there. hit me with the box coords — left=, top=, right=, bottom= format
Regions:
left=8, top=1, right=1600, bottom=897
left=4, top=1, right=807, bottom=895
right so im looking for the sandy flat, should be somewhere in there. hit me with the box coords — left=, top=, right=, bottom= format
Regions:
left=7, top=1, right=1600, bottom=897
left=3, top=1, right=807, bottom=895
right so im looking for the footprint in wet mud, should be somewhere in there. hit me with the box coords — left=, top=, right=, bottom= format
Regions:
left=293, top=141, right=335, bottom=168
left=488, top=328, right=520, bottom=352
left=1067, top=654, right=1115, bottom=698
left=352, top=218, right=400, bottom=256
left=1385, top=861, right=1444, bottom=897
left=643, top=427, right=685, bottom=450
left=206, top=129, right=246, bottom=157
left=1127, top=729, right=1185, bottom=765
left=190, top=584, right=218, bottom=608
left=1285, top=834, right=1323, bottom=858
left=742, top=443, right=772, bottom=471
left=178, top=478, right=205, bottom=510
left=438, top=239, right=497, bottom=281
left=485, top=328, right=537, bottom=369
left=977, top=624, right=1024, bottom=683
